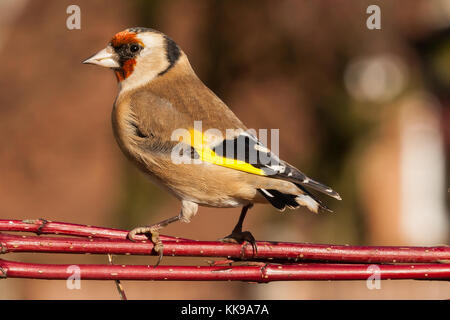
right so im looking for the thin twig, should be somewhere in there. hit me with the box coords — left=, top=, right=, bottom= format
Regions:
left=107, top=254, right=127, bottom=300
left=0, top=258, right=448, bottom=281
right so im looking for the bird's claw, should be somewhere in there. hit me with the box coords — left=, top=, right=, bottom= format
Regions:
left=220, top=230, right=257, bottom=257
left=127, top=225, right=163, bottom=267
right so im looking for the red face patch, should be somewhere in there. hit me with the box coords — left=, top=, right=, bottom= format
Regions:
left=114, top=59, right=136, bottom=82
left=110, top=30, right=144, bottom=82
left=110, top=30, right=143, bottom=47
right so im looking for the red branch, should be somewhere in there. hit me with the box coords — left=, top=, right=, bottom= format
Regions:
left=1, top=233, right=449, bottom=264
left=0, top=219, right=449, bottom=282
left=0, top=219, right=178, bottom=241
left=1, top=259, right=448, bottom=282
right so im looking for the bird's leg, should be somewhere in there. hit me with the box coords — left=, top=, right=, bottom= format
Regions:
left=127, top=214, right=181, bottom=267
left=221, top=204, right=257, bottom=256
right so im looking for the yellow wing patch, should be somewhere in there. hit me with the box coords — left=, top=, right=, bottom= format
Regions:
left=186, top=129, right=266, bottom=176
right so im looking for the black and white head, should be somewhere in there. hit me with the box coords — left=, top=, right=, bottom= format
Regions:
left=83, top=28, right=183, bottom=90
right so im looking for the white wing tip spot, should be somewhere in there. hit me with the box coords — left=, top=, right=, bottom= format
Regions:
left=260, top=189, right=274, bottom=198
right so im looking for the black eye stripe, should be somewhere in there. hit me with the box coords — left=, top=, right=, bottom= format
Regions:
left=112, top=43, right=142, bottom=64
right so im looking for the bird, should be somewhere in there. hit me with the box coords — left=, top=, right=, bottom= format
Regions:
left=83, top=27, right=341, bottom=265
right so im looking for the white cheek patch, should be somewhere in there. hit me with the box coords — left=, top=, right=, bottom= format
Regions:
left=138, top=33, right=164, bottom=48
left=140, top=46, right=152, bottom=57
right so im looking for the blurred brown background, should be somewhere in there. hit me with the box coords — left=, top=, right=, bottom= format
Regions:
left=0, top=0, right=448, bottom=299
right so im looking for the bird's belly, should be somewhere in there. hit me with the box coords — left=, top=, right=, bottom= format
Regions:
left=142, top=160, right=256, bottom=208
left=164, top=179, right=252, bottom=208
left=185, top=196, right=245, bottom=208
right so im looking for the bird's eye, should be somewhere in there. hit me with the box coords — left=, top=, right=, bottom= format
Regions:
left=130, top=44, right=140, bottom=53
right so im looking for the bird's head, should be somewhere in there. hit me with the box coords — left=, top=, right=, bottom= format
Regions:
left=83, top=28, right=182, bottom=89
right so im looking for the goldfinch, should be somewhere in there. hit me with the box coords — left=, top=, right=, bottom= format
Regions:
left=83, top=28, right=341, bottom=263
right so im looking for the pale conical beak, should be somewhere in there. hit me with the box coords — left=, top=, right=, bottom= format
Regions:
left=82, top=46, right=120, bottom=68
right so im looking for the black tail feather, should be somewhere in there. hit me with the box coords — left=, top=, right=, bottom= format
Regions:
left=281, top=166, right=341, bottom=200
left=258, top=189, right=299, bottom=211
left=258, top=187, right=331, bottom=213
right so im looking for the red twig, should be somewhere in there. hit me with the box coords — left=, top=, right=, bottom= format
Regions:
left=1, top=233, right=449, bottom=264
left=1, top=259, right=448, bottom=282
left=0, top=219, right=179, bottom=241
left=0, top=219, right=449, bottom=282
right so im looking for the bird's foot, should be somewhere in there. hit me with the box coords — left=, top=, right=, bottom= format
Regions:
left=220, top=230, right=257, bottom=257
left=127, top=225, right=163, bottom=267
